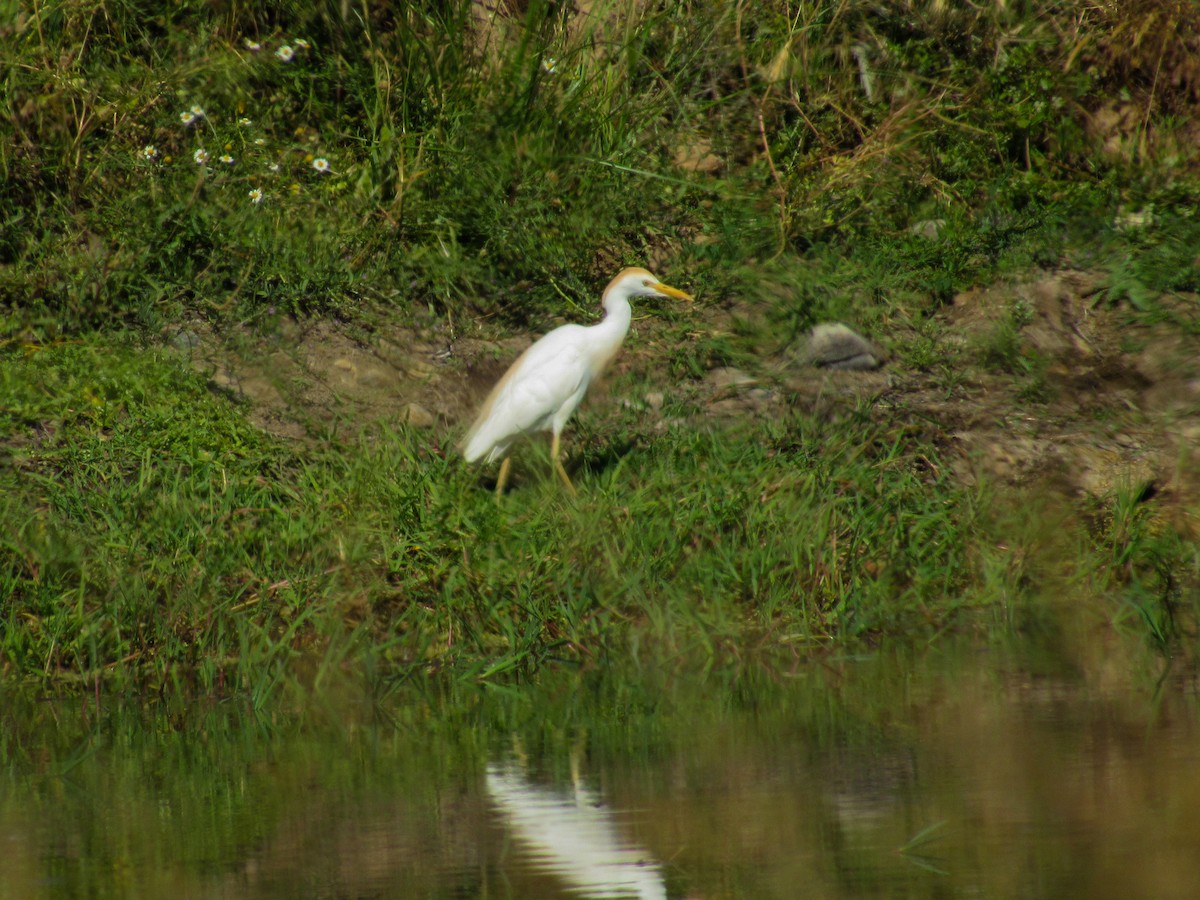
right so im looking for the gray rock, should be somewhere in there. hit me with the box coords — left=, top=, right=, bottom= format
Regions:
left=704, top=367, right=759, bottom=404
left=170, top=329, right=201, bottom=350
left=910, top=219, right=946, bottom=240
left=401, top=402, right=436, bottom=428
left=801, top=323, right=883, bottom=370
left=706, top=367, right=757, bottom=390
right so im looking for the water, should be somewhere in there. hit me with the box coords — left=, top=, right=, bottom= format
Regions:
left=3, top=635, right=1199, bottom=899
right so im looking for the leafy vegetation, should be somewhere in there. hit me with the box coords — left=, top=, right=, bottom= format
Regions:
left=3, top=1, right=1199, bottom=694
left=4, top=0, right=1199, bottom=335
left=0, top=335, right=984, bottom=690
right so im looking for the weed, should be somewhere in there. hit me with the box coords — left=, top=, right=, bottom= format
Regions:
left=3, top=1, right=1200, bottom=696
left=978, top=299, right=1036, bottom=376
left=1, top=333, right=996, bottom=688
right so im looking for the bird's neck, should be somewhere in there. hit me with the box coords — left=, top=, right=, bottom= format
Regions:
left=588, top=294, right=633, bottom=370
left=600, top=293, right=632, bottom=336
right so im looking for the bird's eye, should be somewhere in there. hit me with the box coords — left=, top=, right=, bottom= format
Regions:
left=642, top=280, right=653, bottom=288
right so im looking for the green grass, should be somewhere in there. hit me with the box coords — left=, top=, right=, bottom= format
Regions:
left=4, top=335, right=1195, bottom=692
left=3, top=1, right=1200, bottom=696
left=1, top=336, right=977, bottom=688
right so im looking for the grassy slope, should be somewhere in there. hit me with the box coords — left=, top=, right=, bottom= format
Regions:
left=2, top=1, right=1198, bottom=692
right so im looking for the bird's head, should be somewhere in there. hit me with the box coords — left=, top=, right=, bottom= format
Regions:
left=604, top=267, right=694, bottom=308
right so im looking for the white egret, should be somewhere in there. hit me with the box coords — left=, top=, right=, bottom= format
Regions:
left=486, top=761, right=668, bottom=899
left=461, top=267, right=693, bottom=497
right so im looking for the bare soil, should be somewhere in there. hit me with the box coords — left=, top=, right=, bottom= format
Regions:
left=172, top=270, right=1200, bottom=534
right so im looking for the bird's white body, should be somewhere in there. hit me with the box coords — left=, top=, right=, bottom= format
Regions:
left=462, top=267, right=691, bottom=494
left=462, top=309, right=629, bottom=465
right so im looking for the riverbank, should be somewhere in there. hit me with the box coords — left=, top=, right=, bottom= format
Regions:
left=2, top=2, right=1198, bottom=694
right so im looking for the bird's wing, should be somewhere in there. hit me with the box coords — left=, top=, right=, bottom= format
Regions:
left=463, top=326, right=591, bottom=462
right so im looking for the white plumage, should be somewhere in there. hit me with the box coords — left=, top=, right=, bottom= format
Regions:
left=462, top=267, right=693, bottom=496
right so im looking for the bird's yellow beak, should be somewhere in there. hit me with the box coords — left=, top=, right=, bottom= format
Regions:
left=652, top=282, right=693, bottom=302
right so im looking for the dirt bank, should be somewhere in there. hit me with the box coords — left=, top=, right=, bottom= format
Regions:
left=171, top=269, right=1200, bottom=534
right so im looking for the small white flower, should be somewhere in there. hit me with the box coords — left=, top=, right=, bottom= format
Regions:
left=244, top=38, right=261, bottom=51
left=180, top=111, right=197, bottom=126
left=219, top=154, right=235, bottom=165
left=190, top=105, right=206, bottom=118
left=311, top=157, right=331, bottom=174
left=294, top=38, right=310, bottom=50
left=141, top=145, right=158, bottom=160
left=193, top=148, right=210, bottom=164
left=254, top=137, right=266, bottom=146
left=276, top=45, right=295, bottom=62
left=541, top=57, right=558, bottom=74
left=238, top=117, right=252, bottom=126
left=268, top=162, right=280, bottom=172
left=249, top=188, right=263, bottom=204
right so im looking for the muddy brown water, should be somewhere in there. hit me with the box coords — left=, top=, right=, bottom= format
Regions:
left=4, top=632, right=1199, bottom=899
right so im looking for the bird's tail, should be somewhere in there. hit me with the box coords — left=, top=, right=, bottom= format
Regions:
left=461, top=423, right=492, bottom=464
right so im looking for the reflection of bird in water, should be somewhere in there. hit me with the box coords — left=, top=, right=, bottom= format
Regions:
left=486, top=758, right=667, bottom=900
left=462, top=267, right=693, bottom=498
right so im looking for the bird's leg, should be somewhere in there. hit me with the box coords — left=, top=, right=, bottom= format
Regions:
left=550, top=432, right=577, bottom=495
left=494, top=457, right=512, bottom=501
